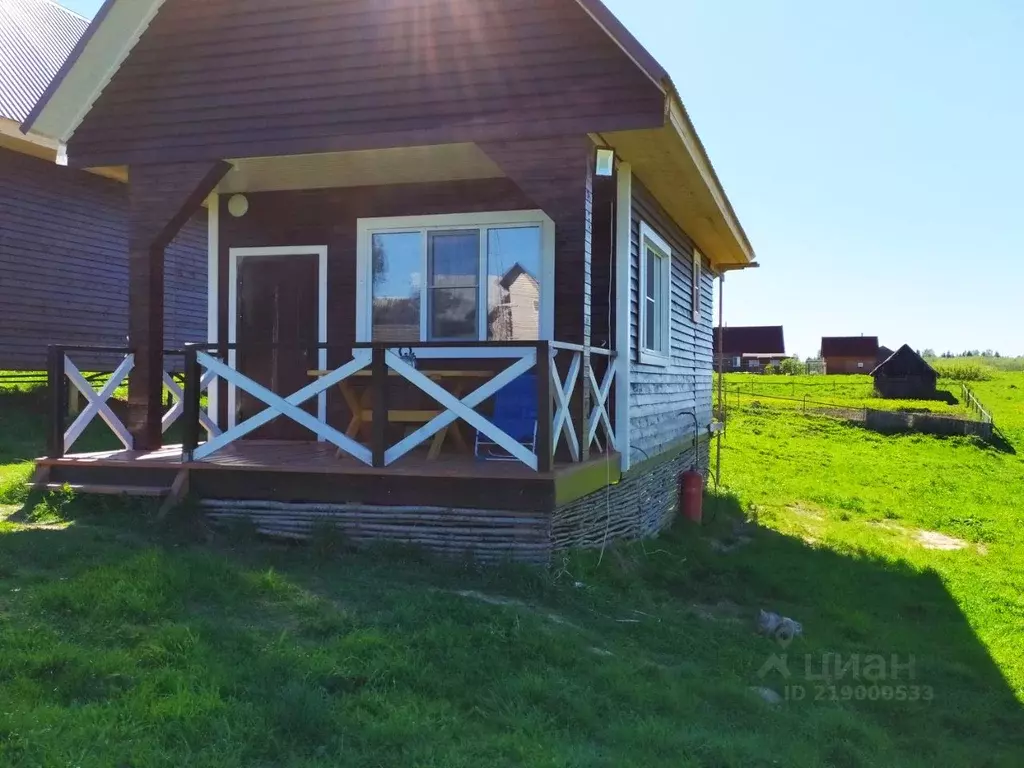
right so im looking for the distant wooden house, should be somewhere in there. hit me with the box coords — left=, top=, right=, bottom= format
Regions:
left=713, top=326, right=786, bottom=371
left=876, top=345, right=894, bottom=366
left=822, top=336, right=879, bottom=374
left=0, top=0, right=206, bottom=371
left=872, top=345, right=937, bottom=399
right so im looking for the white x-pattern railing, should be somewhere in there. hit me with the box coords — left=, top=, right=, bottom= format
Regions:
left=550, top=343, right=617, bottom=458
left=162, top=369, right=220, bottom=438
left=384, top=346, right=539, bottom=468
left=182, top=341, right=616, bottom=471
left=63, top=354, right=134, bottom=453
left=192, top=350, right=373, bottom=462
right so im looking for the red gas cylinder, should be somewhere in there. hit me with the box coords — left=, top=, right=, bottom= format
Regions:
left=679, top=470, right=704, bottom=523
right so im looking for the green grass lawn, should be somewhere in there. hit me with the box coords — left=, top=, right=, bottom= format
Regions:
left=722, top=373, right=970, bottom=416
left=0, top=375, right=1022, bottom=766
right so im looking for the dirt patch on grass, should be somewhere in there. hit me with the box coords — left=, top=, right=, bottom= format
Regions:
left=871, top=522, right=978, bottom=553
left=915, top=530, right=970, bottom=551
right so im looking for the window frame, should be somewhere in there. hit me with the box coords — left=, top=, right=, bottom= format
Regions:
left=638, top=222, right=673, bottom=367
left=355, top=210, right=555, bottom=345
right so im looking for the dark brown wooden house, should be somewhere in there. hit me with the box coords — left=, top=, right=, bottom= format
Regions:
left=872, top=345, right=937, bottom=399
left=822, top=336, right=879, bottom=374
left=23, top=0, right=756, bottom=562
left=714, top=325, right=786, bottom=372
left=0, top=0, right=206, bottom=372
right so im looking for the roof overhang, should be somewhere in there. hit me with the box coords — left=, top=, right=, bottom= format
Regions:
left=1, top=116, right=58, bottom=160
left=20, top=0, right=166, bottom=143
left=604, top=92, right=755, bottom=270
left=20, top=0, right=754, bottom=265
left=2, top=117, right=126, bottom=181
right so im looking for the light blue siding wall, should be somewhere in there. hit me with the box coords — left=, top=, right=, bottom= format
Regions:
left=628, top=179, right=715, bottom=464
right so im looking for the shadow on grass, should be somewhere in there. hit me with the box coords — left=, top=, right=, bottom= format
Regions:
left=568, top=491, right=1024, bottom=764
left=0, top=492, right=1020, bottom=765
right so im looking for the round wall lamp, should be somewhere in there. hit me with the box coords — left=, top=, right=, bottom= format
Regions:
left=227, top=193, right=249, bottom=218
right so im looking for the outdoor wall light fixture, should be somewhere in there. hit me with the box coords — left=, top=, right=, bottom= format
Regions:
left=595, top=147, right=615, bottom=177
left=227, top=193, right=249, bottom=217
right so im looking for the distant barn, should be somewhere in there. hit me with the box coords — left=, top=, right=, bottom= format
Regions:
left=872, top=345, right=937, bottom=399
left=714, top=325, right=786, bottom=372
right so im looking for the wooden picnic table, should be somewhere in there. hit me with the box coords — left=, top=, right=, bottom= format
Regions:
left=308, top=368, right=492, bottom=459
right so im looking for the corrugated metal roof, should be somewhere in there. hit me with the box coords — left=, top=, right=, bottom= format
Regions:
left=0, top=0, right=87, bottom=122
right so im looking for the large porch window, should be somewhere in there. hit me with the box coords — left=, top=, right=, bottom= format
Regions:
left=356, top=211, right=555, bottom=343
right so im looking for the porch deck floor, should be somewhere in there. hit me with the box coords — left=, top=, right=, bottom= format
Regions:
left=39, top=441, right=619, bottom=482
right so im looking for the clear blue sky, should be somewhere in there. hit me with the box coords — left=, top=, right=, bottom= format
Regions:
left=61, top=0, right=1023, bottom=358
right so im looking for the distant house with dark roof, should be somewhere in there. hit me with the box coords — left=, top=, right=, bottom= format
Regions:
left=714, top=326, right=786, bottom=371
left=872, top=344, right=937, bottom=399
left=822, top=336, right=879, bottom=374
left=876, top=345, right=895, bottom=366
left=0, top=0, right=206, bottom=370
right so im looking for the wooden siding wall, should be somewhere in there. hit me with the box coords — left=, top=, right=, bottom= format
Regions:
left=216, top=175, right=611, bottom=425
left=628, top=178, right=715, bottom=462
left=825, top=356, right=875, bottom=375
left=0, top=148, right=207, bottom=370
left=68, top=0, right=665, bottom=168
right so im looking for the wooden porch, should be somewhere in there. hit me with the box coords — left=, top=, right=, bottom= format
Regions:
left=38, top=440, right=621, bottom=513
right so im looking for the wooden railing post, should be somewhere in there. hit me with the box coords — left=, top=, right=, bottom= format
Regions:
left=535, top=341, right=553, bottom=473
left=371, top=345, right=388, bottom=467
left=182, top=346, right=201, bottom=462
left=47, top=345, right=66, bottom=459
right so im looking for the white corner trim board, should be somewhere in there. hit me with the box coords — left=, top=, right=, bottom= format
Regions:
left=614, top=162, right=632, bottom=472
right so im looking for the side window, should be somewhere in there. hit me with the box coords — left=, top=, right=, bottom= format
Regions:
left=638, top=222, right=672, bottom=366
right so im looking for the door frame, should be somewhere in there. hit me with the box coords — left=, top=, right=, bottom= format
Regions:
left=227, top=245, right=329, bottom=432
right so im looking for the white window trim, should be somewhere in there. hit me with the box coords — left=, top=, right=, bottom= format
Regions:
left=638, top=222, right=672, bottom=367
left=692, top=249, right=703, bottom=323
left=355, top=210, right=555, bottom=345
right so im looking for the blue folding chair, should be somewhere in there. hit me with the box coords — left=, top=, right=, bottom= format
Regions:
left=475, top=373, right=538, bottom=461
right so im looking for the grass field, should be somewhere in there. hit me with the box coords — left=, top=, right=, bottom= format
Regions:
left=722, top=373, right=971, bottom=416
left=0, top=374, right=1022, bottom=766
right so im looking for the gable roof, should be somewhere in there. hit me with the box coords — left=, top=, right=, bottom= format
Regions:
left=714, top=326, right=785, bottom=356
left=0, top=0, right=86, bottom=122
left=871, top=344, right=936, bottom=377
left=20, top=0, right=755, bottom=268
left=821, top=336, right=879, bottom=357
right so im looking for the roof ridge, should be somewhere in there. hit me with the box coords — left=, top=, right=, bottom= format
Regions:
left=32, top=0, right=89, bottom=23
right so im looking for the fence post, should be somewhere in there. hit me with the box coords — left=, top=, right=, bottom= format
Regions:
left=535, top=342, right=553, bottom=473
left=371, top=346, right=388, bottom=468
left=47, top=346, right=66, bottom=459
left=182, top=346, right=201, bottom=462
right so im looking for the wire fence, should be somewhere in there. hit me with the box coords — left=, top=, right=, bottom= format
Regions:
left=961, top=383, right=994, bottom=425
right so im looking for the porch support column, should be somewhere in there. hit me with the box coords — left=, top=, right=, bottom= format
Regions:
left=479, top=137, right=595, bottom=461
left=127, top=161, right=230, bottom=450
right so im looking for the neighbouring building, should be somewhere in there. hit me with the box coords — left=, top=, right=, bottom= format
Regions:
left=25, top=0, right=757, bottom=562
left=822, top=336, right=879, bottom=374
left=872, top=345, right=937, bottom=399
left=714, top=325, right=786, bottom=372
left=0, top=0, right=207, bottom=372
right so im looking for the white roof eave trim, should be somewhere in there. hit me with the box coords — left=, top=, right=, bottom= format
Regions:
left=24, top=0, right=166, bottom=144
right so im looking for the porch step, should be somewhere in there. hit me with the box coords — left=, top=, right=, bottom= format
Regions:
left=34, top=482, right=170, bottom=498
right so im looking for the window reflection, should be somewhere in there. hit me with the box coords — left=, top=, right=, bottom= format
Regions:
left=372, top=231, right=422, bottom=342
left=486, top=226, right=541, bottom=341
